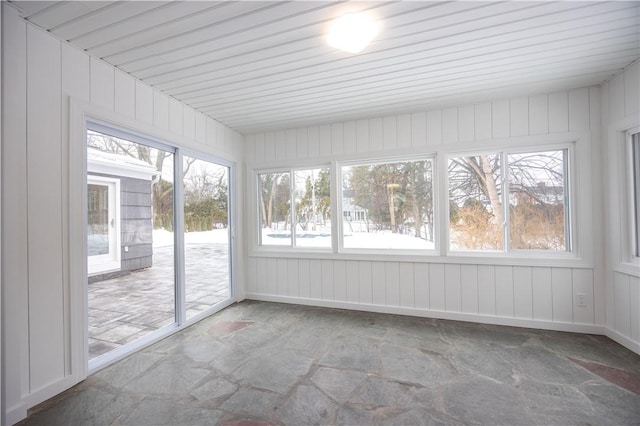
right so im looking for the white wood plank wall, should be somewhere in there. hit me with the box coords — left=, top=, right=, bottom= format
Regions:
left=1, top=6, right=243, bottom=424
left=245, top=84, right=607, bottom=337
left=600, top=60, right=640, bottom=354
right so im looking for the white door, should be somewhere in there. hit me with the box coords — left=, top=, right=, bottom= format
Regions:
left=87, top=176, right=120, bottom=274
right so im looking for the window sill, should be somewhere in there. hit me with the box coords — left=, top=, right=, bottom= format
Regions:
left=249, top=248, right=592, bottom=269
left=615, top=262, right=640, bottom=277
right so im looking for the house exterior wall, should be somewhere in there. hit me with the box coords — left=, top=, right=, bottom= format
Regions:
left=600, top=61, right=640, bottom=354
left=244, top=87, right=606, bottom=345
left=0, top=5, right=245, bottom=424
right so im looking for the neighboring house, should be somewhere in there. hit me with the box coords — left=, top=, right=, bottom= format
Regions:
left=87, top=148, right=158, bottom=281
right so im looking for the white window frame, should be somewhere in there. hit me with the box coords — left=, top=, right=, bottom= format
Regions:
left=336, top=155, right=438, bottom=256
left=626, top=127, right=640, bottom=263
left=86, top=175, right=121, bottom=275
left=446, top=143, right=575, bottom=258
left=255, top=164, right=333, bottom=252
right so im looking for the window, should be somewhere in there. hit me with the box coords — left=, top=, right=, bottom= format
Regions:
left=632, top=132, right=640, bottom=257
left=448, top=148, right=570, bottom=253
left=258, top=167, right=331, bottom=248
left=340, top=158, right=435, bottom=250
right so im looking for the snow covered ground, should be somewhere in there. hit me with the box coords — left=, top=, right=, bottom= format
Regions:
left=153, top=228, right=230, bottom=247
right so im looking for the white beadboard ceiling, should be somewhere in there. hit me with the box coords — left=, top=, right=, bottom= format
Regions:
left=8, top=1, right=640, bottom=133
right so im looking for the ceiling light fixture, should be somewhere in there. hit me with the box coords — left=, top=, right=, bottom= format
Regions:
left=326, top=12, right=380, bottom=54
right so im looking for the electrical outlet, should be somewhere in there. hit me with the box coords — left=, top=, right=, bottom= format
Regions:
left=576, top=293, right=587, bottom=307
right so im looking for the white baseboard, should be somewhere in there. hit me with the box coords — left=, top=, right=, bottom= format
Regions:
left=604, top=328, right=640, bottom=354
left=245, top=293, right=605, bottom=335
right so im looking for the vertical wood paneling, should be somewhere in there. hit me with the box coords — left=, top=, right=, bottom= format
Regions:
left=613, top=272, right=631, bottom=337
left=90, top=57, right=114, bottom=111
left=382, top=115, right=397, bottom=151
left=478, top=265, right=496, bottom=315
left=396, top=113, right=411, bottom=149
left=399, top=263, right=414, bottom=308
left=356, top=119, right=370, bottom=153
left=263, top=132, right=275, bottom=162
left=624, top=62, right=640, bottom=117
left=495, top=265, right=514, bottom=317
left=319, top=124, right=331, bottom=157
left=460, top=264, right=478, bottom=314
left=206, top=118, right=217, bottom=149
left=414, top=263, right=429, bottom=309
left=253, top=133, right=265, bottom=163
left=411, top=112, right=427, bottom=147
left=369, top=117, right=383, bottom=151
left=371, top=262, right=386, bottom=305
left=458, top=105, right=474, bottom=142
left=629, top=275, right=640, bottom=342
left=385, top=262, right=400, bottom=307
left=569, top=88, right=590, bottom=132
left=307, top=126, right=320, bottom=158
left=532, top=267, right=553, bottom=321
left=429, top=263, right=445, bottom=311
left=442, top=108, right=458, bottom=144
left=287, top=258, right=299, bottom=298
left=183, top=106, right=195, bottom=140
left=275, top=130, right=286, bottom=159
left=444, top=264, right=461, bottom=312
left=426, top=110, right=442, bottom=145
left=345, top=261, right=359, bottom=303
left=114, top=70, right=135, bottom=119
left=61, top=44, right=89, bottom=101
left=246, top=257, right=257, bottom=293
left=195, top=112, right=206, bottom=145
left=321, top=259, right=334, bottom=300
left=285, top=129, right=297, bottom=160
left=309, top=259, right=322, bottom=300
left=135, top=80, right=153, bottom=124
left=277, top=258, right=288, bottom=296
left=298, top=259, right=310, bottom=299
left=27, top=24, right=64, bottom=389
left=333, top=260, right=347, bottom=302
left=528, top=94, right=548, bottom=135
left=244, top=134, right=255, bottom=163
left=572, top=268, right=594, bottom=324
left=331, top=123, right=343, bottom=155
left=509, top=97, right=528, bottom=136
left=296, top=128, right=308, bottom=160
left=474, top=103, right=491, bottom=141
left=343, top=120, right=357, bottom=154
left=266, top=257, right=278, bottom=295
left=153, top=91, right=170, bottom=131
left=608, top=73, right=625, bottom=122
left=513, top=266, right=533, bottom=319
left=552, top=267, right=573, bottom=323
left=358, top=261, right=373, bottom=304
left=3, top=8, right=30, bottom=408
left=492, top=100, right=509, bottom=138
left=256, top=257, right=267, bottom=294
left=548, top=92, right=569, bottom=133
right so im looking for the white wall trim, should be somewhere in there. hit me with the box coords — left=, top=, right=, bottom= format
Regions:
left=604, top=327, right=640, bottom=355
left=246, top=293, right=604, bottom=335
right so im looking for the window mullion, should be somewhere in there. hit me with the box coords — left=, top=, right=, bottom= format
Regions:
left=290, top=170, right=296, bottom=248
left=502, top=152, right=509, bottom=253
left=174, top=150, right=186, bottom=326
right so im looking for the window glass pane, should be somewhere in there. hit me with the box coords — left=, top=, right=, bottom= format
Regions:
left=183, top=156, right=230, bottom=319
left=341, top=160, right=434, bottom=250
left=294, top=168, right=331, bottom=248
left=259, top=172, right=291, bottom=246
left=87, top=130, right=175, bottom=360
left=633, top=133, right=640, bottom=257
left=449, top=154, right=503, bottom=251
left=508, top=149, right=568, bottom=251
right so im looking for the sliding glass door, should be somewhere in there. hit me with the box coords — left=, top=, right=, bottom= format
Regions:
left=86, top=125, right=232, bottom=365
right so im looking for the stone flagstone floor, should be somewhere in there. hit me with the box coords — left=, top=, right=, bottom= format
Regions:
left=21, top=300, right=640, bottom=425
left=89, top=243, right=230, bottom=358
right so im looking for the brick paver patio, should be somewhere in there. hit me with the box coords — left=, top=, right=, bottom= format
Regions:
left=88, top=243, right=230, bottom=359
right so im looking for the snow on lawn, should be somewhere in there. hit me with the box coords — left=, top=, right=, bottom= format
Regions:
left=260, top=228, right=434, bottom=250
left=153, top=228, right=230, bottom=247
